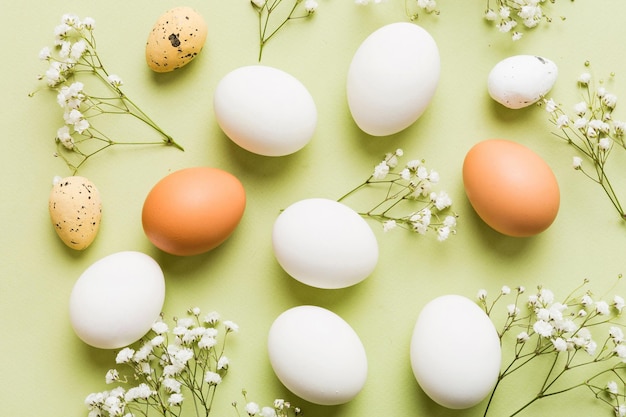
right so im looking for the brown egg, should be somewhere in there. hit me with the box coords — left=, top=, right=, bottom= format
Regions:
left=462, top=139, right=560, bottom=237
left=142, top=167, right=246, bottom=256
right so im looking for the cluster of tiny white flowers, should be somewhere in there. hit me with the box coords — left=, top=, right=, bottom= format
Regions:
left=339, top=149, right=457, bottom=241
left=85, top=308, right=237, bottom=417
left=478, top=281, right=626, bottom=416
left=233, top=392, right=302, bottom=417
left=543, top=68, right=626, bottom=220
left=250, top=0, right=318, bottom=61
left=34, top=14, right=182, bottom=174
left=484, top=0, right=558, bottom=41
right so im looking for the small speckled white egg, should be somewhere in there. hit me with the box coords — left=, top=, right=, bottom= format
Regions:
left=410, top=295, right=501, bottom=409
left=69, top=251, right=165, bottom=349
left=214, top=65, right=317, bottom=156
left=488, top=55, right=558, bottom=109
left=272, top=198, right=378, bottom=289
left=347, top=22, right=440, bottom=136
left=48, top=176, right=102, bottom=250
left=268, top=305, right=368, bottom=405
left=146, top=7, right=208, bottom=72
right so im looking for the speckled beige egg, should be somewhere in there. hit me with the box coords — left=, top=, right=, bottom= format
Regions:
left=146, top=7, right=208, bottom=72
left=49, top=176, right=102, bottom=250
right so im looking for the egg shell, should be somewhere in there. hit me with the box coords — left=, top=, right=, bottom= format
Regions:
left=142, top=167, right=246, bottom=256
left=48, top=176, right=102, bottom=250
left=69, top=251, right=165, bottom=349
left=268, top=305, right=368, bottom=405
left=488, top=55, right=558, bottom=109
left=410, top=295, right=501, bottom=409
left=347, top=22, right=440, bottom=136
left=146, top=7, right=207, bottom=72
left=463, top=139, right=560, bottom=237
left=272, top=198, right=378, bottom=289
left=214, top=65, right=317, bottom=156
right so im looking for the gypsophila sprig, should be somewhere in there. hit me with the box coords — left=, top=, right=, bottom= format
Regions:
left=478, top=278, right=626, bottom=416
left=542, top=65, right=626, bottom=220
left=84, top=308, right=236, bottom=417
left=32, top=14, right=183, bottom=175
left=250, top=0, right=318, bottom=61
left=354, top=0, right=438, bottom=21
left=484, top=0, right=565, bottom=41
left=232, top=390, right=302, bottom=417
left=337, top=149, right=458, bottom=241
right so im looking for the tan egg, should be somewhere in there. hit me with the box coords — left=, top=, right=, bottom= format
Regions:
left=49, top=176, right=102, bottom=250
left=146, top=7, right=208, bottom=72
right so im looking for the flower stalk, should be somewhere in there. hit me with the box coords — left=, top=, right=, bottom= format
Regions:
left=33, top=14, right=183, bottom=175
left=542, top=66, right=626, bottom=220
left=479, top=280, right=626, bottom=416
left=337, top=149, right=457, bottom=241
left=250, top=0, right=318, bottom=61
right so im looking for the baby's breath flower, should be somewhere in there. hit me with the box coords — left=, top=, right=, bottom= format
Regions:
left=246, top=402, right=261, bottom=416
left=32, top=14, right=183, bottom=174
left=105, top=369, right=119, bottom=384
left=338, top=150, right=457, bottom=239
left=168, top=393, right=184, bottom=406
left=204, top=371, right=222, bottom=386
left=115, top=348, right=134, bottom=364
left=614, top=295, right=625, bottom=313
left=224, top=320, right=239, bottom=333
left=544, top=67, right=626, bottom=220
left=482, top=279, right=626, bottom=416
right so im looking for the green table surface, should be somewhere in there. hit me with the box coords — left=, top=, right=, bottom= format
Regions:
left=4, top=1, right=626, bottom=416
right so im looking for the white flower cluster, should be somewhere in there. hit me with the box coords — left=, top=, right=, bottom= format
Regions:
left=478, top=281, right=626, bottom=416
left=339, top=149, right=457, bottom=241
left=234, top=395, right=302, bottom=417
left=484, top=0, right=555, bottom=41
left=34, top=14, right=182, bottom=174
left=543, top=69, right=626, bottom=220
left=85, top=308, right=238, bottom=417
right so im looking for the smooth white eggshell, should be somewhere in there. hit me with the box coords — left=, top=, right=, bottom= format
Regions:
left=272, top=198, right=378, bottom=289
left=268, top=305, right=368, bottom=405
left=347, top=22, right=440, bottom=136
left=488, top=55, right=558, bottom=109
left=69, top=251, right=165, bottom=349
left=410, top=295, right=501, bottom=409
left=214, top=65, right=317, bottom=156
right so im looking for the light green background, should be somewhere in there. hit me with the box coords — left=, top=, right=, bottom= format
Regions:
left=3, top=1, right=626, bottom=416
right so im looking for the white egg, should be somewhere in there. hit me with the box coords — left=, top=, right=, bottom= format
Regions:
left=347, top=22, right=440, bottom=136
left=410, top=295, right=501, bottom=409
left=214, top=65, right=317, bottom=156
left=69, top=251, right=166, bottom=349
left=272, top=198, right=378, bottom=289
left=268, top=305, right=368, bottom=405
left=488, top=55, right=558, bottom=109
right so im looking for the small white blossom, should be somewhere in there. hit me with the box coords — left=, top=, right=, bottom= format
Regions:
left=484, top=8, right=497, bottom=21
left=373, top=161, right=390, bottom=180
left=616, top=404, right=626, bottom=417
left=224, top=320, right=239, bottom=333
left=204, top=371, right=222, bottom=385
left=581, top=294, right=594, bottom=307
left=614, top=344, right=626, bottom=361
left=507, top=304, right=520, bottom=317
left=574, top=101, right=588, bottom=116
left=501, top=286, right=511, bottom=295
left=203, top=311, right=220, bottom=325
left=596, top=300, right=610, bottom=316
left=437, top=226, right=451, bottom=241
left=125, top=383, right=153, bottom=401
left=477, top=289, right=488, bottom=301
left=552, top=337, right=567, bottom=352
left=304, top=0, right=318, bottom=13
left=260, top=407, right=277, bottom=417
left=544, top=98, right=557, bottom=113
left=556, top=114, right=569, bottom=128
left=251, top=0, right=267, bottom=7
left=578, top=72, right=592, bottom=85
left=533, top=320, right=553, bottom=338
left=163, top=378, right=182, bottom=394
left=517, top=331, right=530, bottom=343
left=246, top=402, right=261, bottom=416
left=599, top=137, right=612, bottom=151
left=107, top=74, right=123, bottom=87
left=217, top=356, right=230, bottom=370
left=382, top=219, right=397, bottom=232
left=610, top=326, right=624, bottom=343
left=614, top=295, right=625, bottom=313
left=603, top=93, right=618, bottom=109
left=105, top=369, right=119, bottom=384
left=115, top=348, right=134, bottom=364
left=168, top=393, right=184, bottom=406
left=607, top=380, right=619, bottom=394
left=572, top=156, right=583, bottom=169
